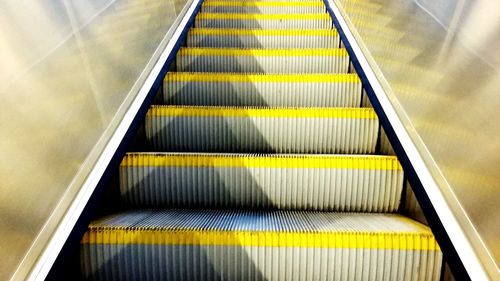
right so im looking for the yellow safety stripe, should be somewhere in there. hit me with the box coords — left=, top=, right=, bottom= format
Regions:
left=165, top=73, right=358, bottom=83
left=147, top=106, right=378, bottom=119
left=196, top=13, right=330, bottom=20
left=178, top=47, right=348, bottom=57
left=82, top=229, right=439, bottom=251
left=203, top=1, right=324, bottom=7
left=189, top=28, right=338, bottom=37
left=121, top=153, right=402, bottom=170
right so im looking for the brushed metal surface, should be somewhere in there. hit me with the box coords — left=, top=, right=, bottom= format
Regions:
left=0, top=0, right=190, bottom=280
left=336, top=0, right=499, bottom=278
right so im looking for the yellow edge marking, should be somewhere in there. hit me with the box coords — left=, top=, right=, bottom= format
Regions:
left=189, top=28, right=337, bottom=36
left=203, top=1, right=324, bottom=7
left=121, top=153, right=402, bottom=170
left=196, top=13, right=330, bottom=20
left=82, top=229, right=439, bottom=251
left=147, top=106, right=378, bottom=119
left=178, top=47, right=347, bottom=57
left=165, top=73, right=358, bottom=83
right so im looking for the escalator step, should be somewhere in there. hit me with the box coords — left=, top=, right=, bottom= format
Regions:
left=145, top=106, right=378, bottom=154
left=163, top=73, right=360, bottom=107
left=201, top=1, right=326, bottom=14
left=203, top=0, right=324, bottom=2
left=187, top=28, right=339, bottom=48
left=120, top=153, right=403, bottom=212
left=195, top=13, right=332, bottom=29
left=176, top=48, right=349, bottom=73
left=81, top=210, right=442, bottom=281
left=79, top=0, right=446, bottom=279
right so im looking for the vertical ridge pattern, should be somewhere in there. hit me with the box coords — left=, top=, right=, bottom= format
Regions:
left=80, top=0, right=444, bottom=278
left=145, top=106, right=379, bottom=154
left=81, top=210, right=442, bottom=281
left=119, top=153, right=404, bottom=212
left=195, top=13, right=332, bottom=29
left=187, top=28, right=340, bottom=48
left=201, top=4, right=325, bottom=14
left=176, top=48, right=349, bottom=73
left=163, top=73, right=361, bottom=107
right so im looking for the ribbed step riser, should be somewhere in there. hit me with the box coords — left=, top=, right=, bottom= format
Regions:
left=120, top=157, right=403, bottom=212
left=163, top=77, right=361, bottom=107
left=82, top=245, right=441, bottom=281
left=176, top=53, right=349, bottom=73
left=201, top=5, right=325, bottom=14
left=145, top=113, right=378, bottom=154
left=81, top=210, right=442, bottom=281
left=195, top=16, right=331, bottom=29
left=187, top=33, right=339, bottom=48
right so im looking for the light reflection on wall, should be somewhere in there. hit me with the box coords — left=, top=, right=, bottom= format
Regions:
left=0, top=0, right=189, bottom=279
left=337, top=0, right=499, bottom=277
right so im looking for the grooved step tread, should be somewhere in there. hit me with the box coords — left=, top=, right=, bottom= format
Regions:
left=81, top=212, right=442, bottom=281
left=201, top=2, right=325, bottom=14
left=177, top=47, right=348, bottom=57
left=119, top=153, right=404, bottom=211
left=80, top=0, right=444, bottom=277
left=163, top=72, right=360, bottom=107
left=188, top=28, right=338, bottom=36
left=83, top=210, right=438, bottom=250
left=196, top=13, right=330, bottom=20
left=203, top=1, right=325, bottom=7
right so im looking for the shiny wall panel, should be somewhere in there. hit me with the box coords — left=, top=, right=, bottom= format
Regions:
left=336, top=0, right=499, bottom=278
left=0, top=0, right=190, bottom=280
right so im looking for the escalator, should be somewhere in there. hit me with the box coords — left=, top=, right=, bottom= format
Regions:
left=78, top=0, right=443, bottom=280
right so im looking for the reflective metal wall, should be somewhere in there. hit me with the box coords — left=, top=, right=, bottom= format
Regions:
left=336, top=0, right=499, bottom=278
left=0, top=0, right=190, bottom=279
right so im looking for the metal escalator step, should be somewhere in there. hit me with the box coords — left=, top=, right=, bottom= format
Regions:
left=187, top=28, right=339, bottom=48
left=176, top=48, right=349, bottom=73
left=201, top=1, right=326, bottom=14
left=163, top=73, right=361, bottom=107
left=120, top=153, right=403, bottom=212
left=81, top=210, right=442, bottom=281
left=203, top=0, right=323, bottom=2
left=145, top=106, right=378, bottom=154
left=195, top=13, right=332, bottom=29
